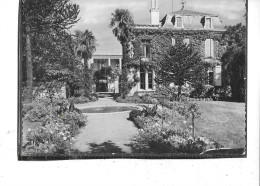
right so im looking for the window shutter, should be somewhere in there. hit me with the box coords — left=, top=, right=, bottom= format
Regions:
left=210, top=39, right=214, bottom=57
left=205, top=39, right=210, bottom=57
left=172, top=38, right=176, bottom=46
left=213, top=66, right=221, bottom=86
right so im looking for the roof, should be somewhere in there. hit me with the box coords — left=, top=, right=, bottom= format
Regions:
left=168, top=9, right=218, bottom=17
left=160, top=9, right=225, bottom=31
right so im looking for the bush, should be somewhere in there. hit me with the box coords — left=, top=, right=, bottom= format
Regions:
left=22, top=97, right=87, bottom=155
left=69, top=96, right=90, bottom=104
left=129, top=109, right=143, bottom=121
left=23, top=98, right=52, bottom=122
left=133, top=116, right=221, bottom=154
left=116, top=94, right=157, bottom=104
left=190, top=84, right=232, bottom=101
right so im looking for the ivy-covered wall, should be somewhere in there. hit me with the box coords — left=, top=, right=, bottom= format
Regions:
left=128, top=28, right=226, bottom=63
left=123, top=27, right=227, bottom=95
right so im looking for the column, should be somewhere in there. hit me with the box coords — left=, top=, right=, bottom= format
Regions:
left=119, top=58, right=122, bottom=71
left=145, top=69, right=148, bottom=90
left=108, top=58, right=111, bottom=67
left=153, top=70, right=156, bottom=90
left=137, top=69, right=140, bottom=91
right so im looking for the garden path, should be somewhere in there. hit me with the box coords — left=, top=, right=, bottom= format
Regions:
left=73, top=97, right=140, bottom=154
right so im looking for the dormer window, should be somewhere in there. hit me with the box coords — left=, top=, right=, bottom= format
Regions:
left=205, top=17, right=212, bottom=29
left=176, top=17, right=182, bottom=27
left=173, top=15, right=183, bottom=28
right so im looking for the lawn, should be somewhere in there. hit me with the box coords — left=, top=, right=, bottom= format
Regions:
left=188, top=101, right=245, bottom=148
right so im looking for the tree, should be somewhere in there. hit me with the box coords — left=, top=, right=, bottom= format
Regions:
left=74, top=29, right=97, bottom=96
left=221, top=23, right=246, bottom=102
left=21, top=0, right=80, bottom=102
left=30, top=30, right=83, bottom=98
left=155, top=42, right=209, bottom=98
left=109, top=9, right=134, bottom=98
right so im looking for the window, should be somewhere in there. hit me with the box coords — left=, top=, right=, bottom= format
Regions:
left=148, top=69, right=153, bottom=89
left=208, top=71, right=213, bottom=85
left=172, top=38, right=176, bottom=46
left=205, top=18, right=212, bottom=29
left=140, top=68, right=146, bottom=90
left=183, top=38, right=190, bottom=45
left=176, top=17, right=182, bottom=28
left=142, top=41, right=151, bottom=59
left=205, top=39, right=214, bottom=58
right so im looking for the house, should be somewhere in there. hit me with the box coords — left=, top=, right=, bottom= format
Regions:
left=127, top=0, right=226, bottom=95
left=87, top=51, right=122, bottom=93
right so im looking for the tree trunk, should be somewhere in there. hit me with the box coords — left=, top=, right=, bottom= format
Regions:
left=177, top=85, right=182, bottom=100
left=121, top=42, right=128, bottom=99
left=24, top=32, right=33, bottom=103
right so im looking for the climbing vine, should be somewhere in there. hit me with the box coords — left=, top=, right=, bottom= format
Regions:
left=121, top=27, right=226, bottom=94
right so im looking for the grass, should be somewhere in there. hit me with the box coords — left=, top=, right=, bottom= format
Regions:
left=195, top=101, right=245, bottom=148
left=170, top=101, right=246, bottom=149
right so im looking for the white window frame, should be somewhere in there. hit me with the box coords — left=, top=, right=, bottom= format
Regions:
left=175, top=15, right=183, bottom=28
left=205, top=39, right=214, bottom=58
left=172, top=38, right=176, bottom=46
left=142, top=41, right=151, bottom=60
left=138, top=68, right=155, bottom=91
left=183, top=38, right=190, bottom=45
left=204, top=17, right=213, bottom=29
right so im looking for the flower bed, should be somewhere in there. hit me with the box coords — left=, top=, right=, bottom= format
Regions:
left=22, top=98, right=87, bottom=155
left=132, top=115, right=222, bottom=154
left=129, top=100, right=222, bottom=154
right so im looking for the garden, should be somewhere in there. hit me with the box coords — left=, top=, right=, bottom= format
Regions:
left=20, top=2, right=246, bottom=157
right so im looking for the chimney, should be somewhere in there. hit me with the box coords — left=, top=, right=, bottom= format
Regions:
left=150, top=0, right=159, bottom=25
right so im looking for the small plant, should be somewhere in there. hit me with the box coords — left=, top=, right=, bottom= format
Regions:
left=141, top=104, right=158, bottom=117
left=129, top=109, right=143, bottom=121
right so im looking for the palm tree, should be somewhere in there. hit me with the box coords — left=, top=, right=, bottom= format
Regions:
left=109, top=9, right=134, bottom=98
left=74, top=29, right=97, bottom=96
left=75, top=29, right=97, bottom=65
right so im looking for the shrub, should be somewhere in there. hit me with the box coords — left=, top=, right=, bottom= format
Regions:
left=69, top=96, right=90, bottom=104
left=23, top=98, right=52, bottom=122
left=129, top=109, right=143, bottom=120
left=155, top=85, right=178, bottom=101
left=23, top=97, right=87, bottom=155
left=190, top=84, right=232, bottom=101
left=140, top=94, right=154, bottom=104
left=133, top=117, right=221, bottom=154
left=132, top=116, right=150, bottom=129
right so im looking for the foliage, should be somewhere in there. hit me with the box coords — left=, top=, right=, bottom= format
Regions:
left=116, top=96, right=142, bottom=103
left=221, top=23, right=246, bottom=102
left=69, top=96, right=90, bottom=104
left=155, top=42, right=209, bottom=98
left=23, top=96, right=87, bottom=155
left=129, top=109, right=143, bottom=121
left=190, top=84, right=232, bottom=100
left=133, top=116, right=221, bottom=153
left=140, top=104, right=158, bottom=117
left=74, top=29, right=97, bottom=97
left=155, top=85, right=178, bottom=101
left=109, top=9, right=134, bottom=98
left=21, top=0, right=80, bottom=102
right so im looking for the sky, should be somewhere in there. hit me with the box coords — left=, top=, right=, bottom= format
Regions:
left=70, top=0, right=246, bottom=53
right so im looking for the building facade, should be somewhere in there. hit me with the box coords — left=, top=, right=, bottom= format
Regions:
left=126, top=0, right=226, bottom=95
left=87, top=52, right=122, bottom=93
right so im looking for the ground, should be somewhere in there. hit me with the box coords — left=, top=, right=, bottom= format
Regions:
left=22, top=98, right=246, bottom=154
left=195, top=101, right=246, bottom=148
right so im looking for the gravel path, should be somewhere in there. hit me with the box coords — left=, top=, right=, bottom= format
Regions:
left=73, top=98, right=140, bottom=154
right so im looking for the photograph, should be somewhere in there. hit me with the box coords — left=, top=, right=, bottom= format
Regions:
left=18, top=0, right=247, bottom=160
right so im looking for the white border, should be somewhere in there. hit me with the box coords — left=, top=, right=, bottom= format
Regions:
left=0, top=0, right=259, bottom=186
